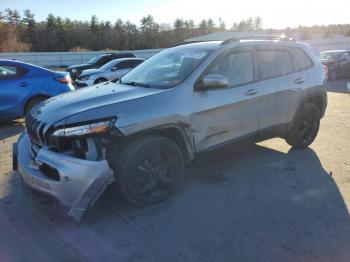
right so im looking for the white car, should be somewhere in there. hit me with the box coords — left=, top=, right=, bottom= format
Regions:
left=74, top=58, right=145, bottom=88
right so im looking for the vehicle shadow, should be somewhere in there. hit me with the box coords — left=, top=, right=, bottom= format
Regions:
left=0, top=119, right=24, bottom=141
left=1, top=142, right=350, bottom=261
left=326, top=78, right=350, bottom=94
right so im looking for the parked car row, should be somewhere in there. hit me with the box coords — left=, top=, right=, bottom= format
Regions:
left=74, top=57, right=145, bottom=88
left=0, top=53, right=145, bottom=121
left=66, top=52, right=136, bottom=80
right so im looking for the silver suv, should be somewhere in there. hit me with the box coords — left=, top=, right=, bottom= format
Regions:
left=13, top=36, right=327, bottom=220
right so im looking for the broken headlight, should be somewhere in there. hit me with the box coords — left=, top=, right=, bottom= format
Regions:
left=52, top=119, right=115, bottom=138
left=79, top=75, right=90, bottom=81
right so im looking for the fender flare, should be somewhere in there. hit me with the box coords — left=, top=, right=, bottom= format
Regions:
left=119, top=123, right=196, bottom=163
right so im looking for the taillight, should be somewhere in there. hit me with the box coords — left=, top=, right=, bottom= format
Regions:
left=55, top=76, right=72, bottom=84
left=323, top=64, right=328, bottom=76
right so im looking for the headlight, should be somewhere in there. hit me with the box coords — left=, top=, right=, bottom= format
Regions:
left=79, top=75, right=90, bottom=81
left=71, top=69, right=77, bottom=73
left=52, top=119, right=115, bottom=138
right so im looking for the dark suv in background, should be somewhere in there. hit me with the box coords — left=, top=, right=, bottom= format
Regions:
left=320, top=50, right=350, bottom=80
left=66, top=52, right=136, bottom=80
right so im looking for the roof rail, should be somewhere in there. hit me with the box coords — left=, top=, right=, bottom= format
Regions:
left=170, top=40, right=220, bottom=48
left=221, top=35, right=295, bottom=45
left=169, top=35, right=295, bottom=48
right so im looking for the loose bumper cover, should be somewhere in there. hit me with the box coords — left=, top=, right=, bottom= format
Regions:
left=14, top=133, right=115, bottom=221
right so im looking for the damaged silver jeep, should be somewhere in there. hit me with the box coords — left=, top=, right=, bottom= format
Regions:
left=13, top=36, right=327, bottom=220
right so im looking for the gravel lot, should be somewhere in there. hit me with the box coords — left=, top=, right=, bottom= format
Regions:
left=0, top=80, right=349, bottom=262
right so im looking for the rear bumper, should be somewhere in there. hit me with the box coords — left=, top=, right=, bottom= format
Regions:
left=14, top=133, right=115, bottom=221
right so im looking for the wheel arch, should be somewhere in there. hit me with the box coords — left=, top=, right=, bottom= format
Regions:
left=23, top=94, right=50, bottom=114
left=94, top=77, right=108, bottom=84
left=304, top=93, right=326, bottom=117
left=121, top=124, right=195, bottom=163
left=288, top=89, right=326, bottom=132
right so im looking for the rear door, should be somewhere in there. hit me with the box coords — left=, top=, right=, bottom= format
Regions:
left=338, top=52, right=350, bottom=77
left=0, top=64, right=34, bottom=119
left=256, top=47, right=302, bottom=131
left=191, top=48, right=264, bottom=151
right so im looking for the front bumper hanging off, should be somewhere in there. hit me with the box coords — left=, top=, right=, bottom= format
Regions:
left=13, top=133, right=115, bottom=221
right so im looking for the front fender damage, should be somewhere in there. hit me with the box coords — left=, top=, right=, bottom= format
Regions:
left=17, top=133, right=115, bottom=221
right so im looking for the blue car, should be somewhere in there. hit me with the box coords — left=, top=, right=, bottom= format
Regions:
left=0, top=59, right=74, bottom=121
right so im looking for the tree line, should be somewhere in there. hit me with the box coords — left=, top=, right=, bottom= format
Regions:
left=1, top=8, right=350, bottom=52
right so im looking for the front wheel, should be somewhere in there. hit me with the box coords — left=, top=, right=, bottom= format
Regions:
left=110, top=136, right=185, bottom=206
left=285, top=103, right=321, bottom=149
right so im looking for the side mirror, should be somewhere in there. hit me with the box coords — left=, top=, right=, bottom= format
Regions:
left=197, top=74, right=229, bottom=90
left=111, top=67, right=118, bottom=71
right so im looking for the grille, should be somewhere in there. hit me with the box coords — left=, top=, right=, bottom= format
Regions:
left=25, top=113, right=46, bottom=146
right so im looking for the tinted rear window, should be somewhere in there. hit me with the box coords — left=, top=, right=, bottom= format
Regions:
left=258, top=50, right=293, bottom=80
left=291, top=47, right=313, bottom=71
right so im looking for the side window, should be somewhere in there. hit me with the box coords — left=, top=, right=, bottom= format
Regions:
left=131, top=60, right=143, bottom=67
left=290, top=47, right=313, bottom=71
left=340, top=52, right=350, bottom=61
left=207, top=51, right=254, bottom=87
left=0, top=65, right=27, bottom=80
left=97, top=56, right=108, bottom=65
left=258, top=50, right=293, bottom=79
left=117, top=61, right=132, bottom=70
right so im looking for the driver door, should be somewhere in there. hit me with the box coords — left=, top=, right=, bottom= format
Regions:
left=339, top=52, right=350, bottom=77
left=191, top=49, right=264, bottom=151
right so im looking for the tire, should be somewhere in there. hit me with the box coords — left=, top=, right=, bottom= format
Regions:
left=328, top=70, right=337, bottom=81
left=110, top=135, right=185, bottom=206
left=94, top=78, right=107, bottom=84
left=24, top=97, right=47, bottom=115
left=285, top=103, right=321, bottom=149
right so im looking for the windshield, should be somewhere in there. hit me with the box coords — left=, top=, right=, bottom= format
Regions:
left=87, top=55, right=103, bottom=64
left=100, top=60, right=118, bottom=70
left=121, top=48, right=212, bottom=89
left=320, top=52, right=342, bottom=60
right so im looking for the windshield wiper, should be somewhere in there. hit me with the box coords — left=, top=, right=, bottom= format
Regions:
left=121, top=81, right=151, bottom=88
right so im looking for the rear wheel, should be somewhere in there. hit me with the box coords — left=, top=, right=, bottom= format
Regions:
left=285, top=103, right=321, bottom=149
left=110, top=136, right=185, bottom=206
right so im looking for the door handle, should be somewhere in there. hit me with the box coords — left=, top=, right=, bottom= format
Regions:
left=294, top=78, right=304, bottom=84
left=244, top=89, right=259, bottom=96
left=19, top=82, right=30, bottom=87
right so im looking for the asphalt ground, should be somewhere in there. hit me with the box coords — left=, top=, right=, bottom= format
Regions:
left=0, top=79, right=349, bottom=262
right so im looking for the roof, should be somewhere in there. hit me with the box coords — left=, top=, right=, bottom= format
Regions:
left=173, top=41, right=223, bottom=49
left=321, top=50, right=348, bottom=53
left=110, top=57, right=145, bottom=62
left=185, top=32, right=270, bottom=42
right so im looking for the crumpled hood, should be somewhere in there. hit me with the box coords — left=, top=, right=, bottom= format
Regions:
left=31, top=82, right=163, bottom=127
left=80, top=68, right=105, bottom=77
left=67, top=63, right=95, bottom=71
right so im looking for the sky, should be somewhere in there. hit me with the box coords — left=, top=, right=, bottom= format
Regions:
left=0, top=0, right=349, bottom=29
